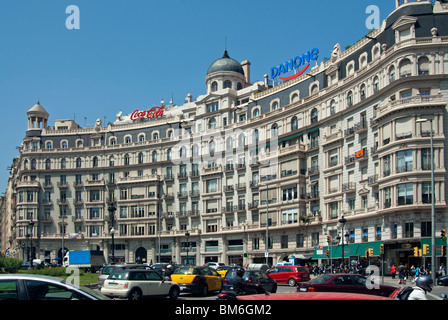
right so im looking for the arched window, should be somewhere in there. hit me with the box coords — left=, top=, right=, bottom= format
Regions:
left=180, top=146, right=187, bottom=158
left=291, top=93, right=299, bottom=104
left=138, top=134, right=145, bottom=142
left=252, top=108, right=260, bottom=118
left=347, top=91, right=354, bottom=107
left=360, top=84, right=366, bottom=101
left=389, top=65, right=396, bottom=82
left=110, top=137, right=117, bottom=145
left=138, top=152, right=144, bottom=164
left=271, top=123, right=279, bottom=137
left=167, top=129, right=174, bottom=138
left=125, top=136, right=132, bottom=144
left=311, top=108, right=318, bottom=123
left=237, top=82, right=243, bottom=90
left=211, top=81, right=218, bottom=92
left=224, top=80, right=232, bottom=89
left=124, top=154, right=130, bottom=166
left=373, top=76, right=380, bottom=93
left=291, top=117, right=298, bottom=131
left=209, top=118, right=217, bottom=129
left=46, top=142, right=52, bottom=149
left=418, top=56, right=430, bottom=75
left=152, top=132, right=159, bottom=140
left=272, top=101, right=279, bottom=111
left=209, top=141, right=215, bottom=156
left=311, top=84, right=319, bottom=95
left=167, top=148, right=172, bottom=161
left=399, top=58, right=412, bottom=78
left=61, top=141, right=68, bottom=149
left=238, top=133, right=246, bottom=147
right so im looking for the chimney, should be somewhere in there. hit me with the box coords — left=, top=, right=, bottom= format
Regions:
left=241, top=60, right=251, bottom=84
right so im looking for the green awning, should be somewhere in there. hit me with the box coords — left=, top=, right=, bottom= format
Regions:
left=420, top=237, right=447, bottom=257
left=356, top=241, right=384, bottom=257
left=311, top=244, right=359, bottom=259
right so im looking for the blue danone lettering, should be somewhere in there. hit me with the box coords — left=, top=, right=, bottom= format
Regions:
left=271, top=48, right=319, bottom=79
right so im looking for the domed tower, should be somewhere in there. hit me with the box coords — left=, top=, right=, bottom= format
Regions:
left=206, top=50, right=250, bottom=94
left=26, top=101, right=49, bottom=136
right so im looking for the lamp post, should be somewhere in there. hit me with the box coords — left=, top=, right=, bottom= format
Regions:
left=29, top=220, right=34, bottom=268
left=339, top=216, right=347, bottom=268
left=416, top=117, right=436, bottom=284
left=185, top=231, right=190, bottom=266
left=108, top=203, right=117, bottom=264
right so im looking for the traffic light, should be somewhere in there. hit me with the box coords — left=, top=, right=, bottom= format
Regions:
left=380, top=244, right=384, bottom=255
left=326, top=249, right=330, bottom=257
left=423, top=244, right=429, bottom=255
left=414, top=247, right=420, bottom=257
left=442, top=229, right=446, bottom=241
left=365, top=248, right=373, bottom=258
left=442, top=245, right=447, bottom=256
left=327, top=235, right=330, bottom=243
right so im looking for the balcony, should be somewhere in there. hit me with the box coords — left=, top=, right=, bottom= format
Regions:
left=308, top=166, right=319, bottom=175
left=342, top=182, right=356, bottom=193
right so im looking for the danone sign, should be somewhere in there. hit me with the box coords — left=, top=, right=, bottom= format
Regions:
left=270, top=48, right=319, bottom=81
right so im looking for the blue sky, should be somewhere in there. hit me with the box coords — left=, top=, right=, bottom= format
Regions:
left=0, top=0, right=396, bottom=190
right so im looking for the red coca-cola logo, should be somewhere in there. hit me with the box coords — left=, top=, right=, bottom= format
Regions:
left=130, top=105, right=165, bottom=120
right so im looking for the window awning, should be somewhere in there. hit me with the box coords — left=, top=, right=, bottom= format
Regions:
left=356, top=241, right=384, bottom=257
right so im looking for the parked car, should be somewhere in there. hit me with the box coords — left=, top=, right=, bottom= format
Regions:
left=235, top=291, right=396, bottom=300
left=266, top=265, right=310, bottom=286
left=97, top=264, right=151, bottom=287
left=297, top=274, right=398, bottom=297
left=206, top=262, right=225, bottom=270
left=437, top=275, right=448, bottom=286
left=216, top=266, right=237, bottom=277
left=101, top=269, right=180, bottom=300
left=222, top=269, right=277, bottom=293
left=0, top=274, right=110, bottom=300
left=170, top=266, right=222, bottom=296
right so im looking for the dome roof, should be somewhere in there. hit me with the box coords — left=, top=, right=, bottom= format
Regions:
left=207, top=50, right=245, bottom=76
left=27, top=102, right=49, bottom=117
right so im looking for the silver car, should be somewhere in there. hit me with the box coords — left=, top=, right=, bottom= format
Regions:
left=0, top=274, right=110, bottom=300
left=97, top=264, right=151, bottom=287
left=101, top=269, right=180, bottom=300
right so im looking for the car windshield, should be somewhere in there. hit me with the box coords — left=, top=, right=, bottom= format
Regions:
left=102, top=266, right=124, bottom=275
left=309, top=275, right=333, bottom=283
left=173, top=267, right=198, bottom=275
left=61, top=280, right=111, bottom=300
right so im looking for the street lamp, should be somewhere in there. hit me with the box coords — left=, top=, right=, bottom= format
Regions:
left=28, top=220, right=34, bottom=268
left=416, top=117, right=435, bottom=284
left=339, top=216, right=347, bottom=267
left=185, top=231, right=190, bottom=265
left=108, top=203, right=117, bottom=264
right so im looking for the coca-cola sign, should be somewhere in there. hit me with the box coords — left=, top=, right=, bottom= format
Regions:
left=130, top=105, right=165, bottom=120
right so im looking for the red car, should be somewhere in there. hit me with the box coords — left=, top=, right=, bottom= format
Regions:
left=297, top=274, right=398, bottom=297
left=266, top=266, right=310, bottom=286
left=237, top=292, right=395, bottom=300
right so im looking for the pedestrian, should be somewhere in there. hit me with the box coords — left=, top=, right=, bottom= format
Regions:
left=390, top=264, right=397, bottom=279
left=398, top=264, right=407, bottom=284
left=440, top=263, right=446, bottom=277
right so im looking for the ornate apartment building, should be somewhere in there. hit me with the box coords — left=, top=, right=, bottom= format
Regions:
left=2, top=0, right=448, bottom=270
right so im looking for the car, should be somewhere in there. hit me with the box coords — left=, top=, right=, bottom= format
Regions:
left=0, top=274, right=111, bottom=300
left=437, top=275, right=448, bottom=286
left=266, top=265, right=310, bottom=286
left=216, top=266, right=238, bottom=277
left=169, top=266, right=222, bottom=296
left=297, top=274, right=398, bottom=297
left=234, top=291, right=396, bottom=300
left=206, top=262, right=225, bottom=270
left=222, top=269, right=277, bottom=293
left=101, top=269, right=180, bottom=300
left=97, top=264, right=151, bottom=287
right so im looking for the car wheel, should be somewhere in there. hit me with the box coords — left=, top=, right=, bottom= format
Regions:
left=271, top=284, right=277, bottom=293
left=128, top=288, right=143, bottom=300
left=200, top=284, right=208, bottom=297
left=288, top=278, right=296, bottom=287
left=169, top=286, right=180, bottom=300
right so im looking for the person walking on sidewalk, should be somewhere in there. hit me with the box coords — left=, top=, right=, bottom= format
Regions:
left=390, top=264, right=397, bottom=280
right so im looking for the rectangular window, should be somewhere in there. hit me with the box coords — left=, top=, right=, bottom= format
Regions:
left=422, top=182, right=432, bottom=204
left=396, top=150, right=413, bottom=173
left=398, top=183, right=413, bottom=205
left=421, top=148, right=431, bottom=170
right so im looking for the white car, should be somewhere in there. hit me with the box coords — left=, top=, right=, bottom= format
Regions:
left=206, top=262, right=225, bottom=270
left=101, top=269, right=180, bottom=300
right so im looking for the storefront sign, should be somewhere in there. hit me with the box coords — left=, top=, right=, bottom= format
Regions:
left=130, top=105, right=166, bottom=121
left=270, top=48, right=319, bottom=81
